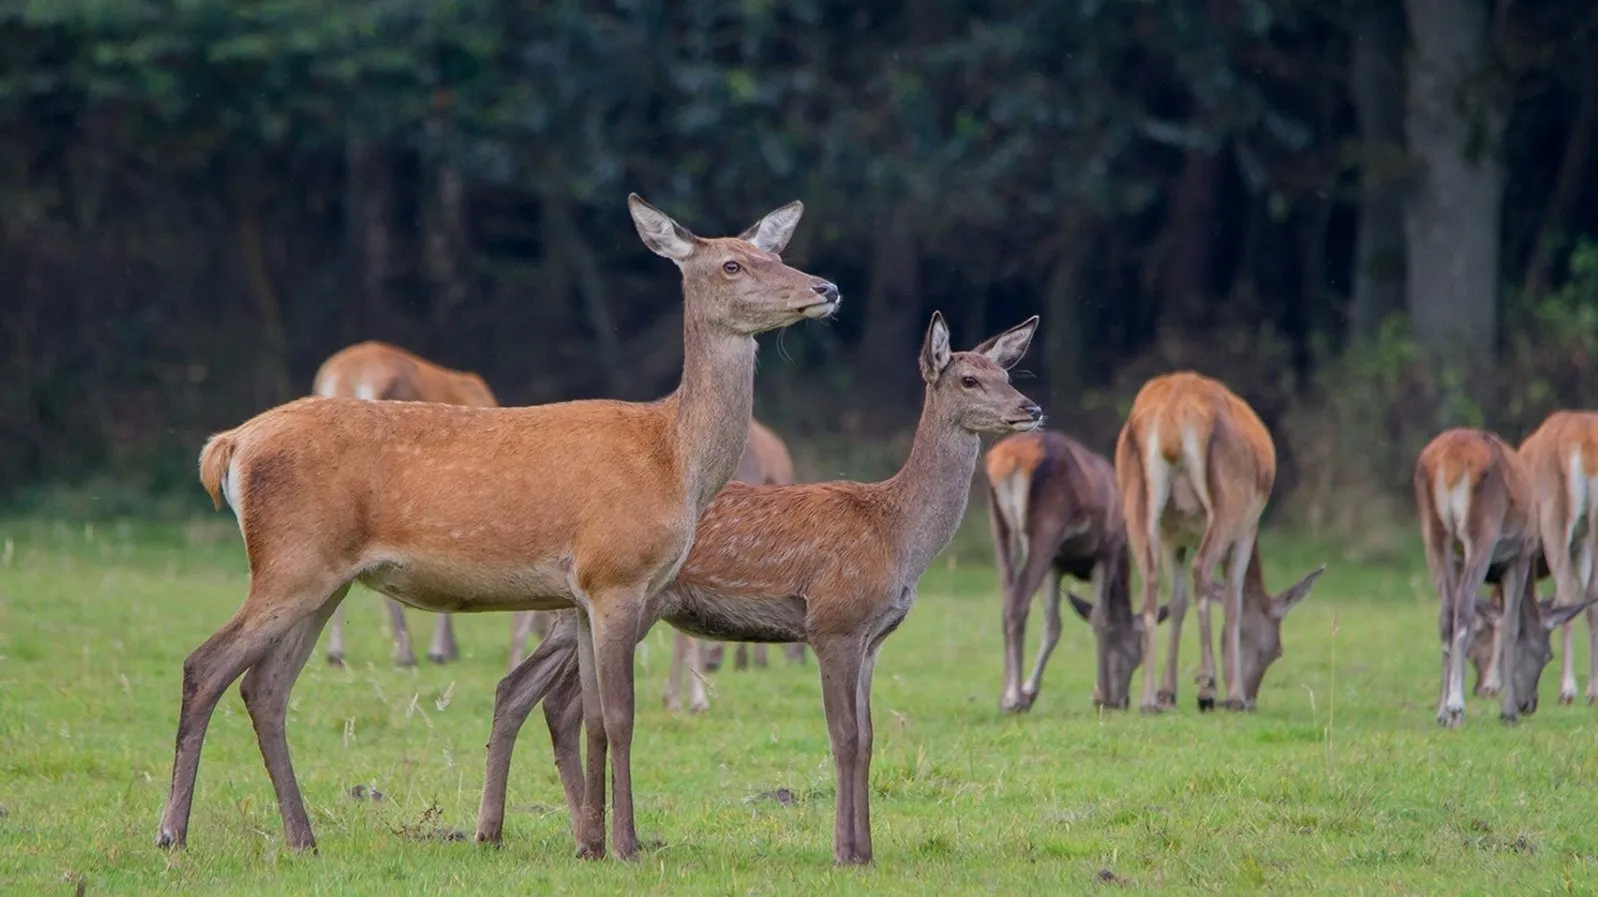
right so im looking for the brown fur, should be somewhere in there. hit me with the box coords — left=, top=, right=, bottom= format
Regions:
left=473, top=312, right=1042, bottom=866
left=155, top=194, right=839, bottom=860
left=987, top=430, right=1168, bottom=712
left=1114, top=372, right=1323, bottom=713
left=310, top=341, right=501, bottom=667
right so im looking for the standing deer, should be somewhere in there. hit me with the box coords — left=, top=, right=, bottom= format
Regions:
left=312, top=340, right=499, bottom=668
left=1116, top=372, right=1324, bottom=714
left=986, top=429, right=1168, bottom=712
left=474, top=312, right=1042, bottom=865
left=1414, top=427, right=1596, bottom=726
left=1517, top=410, right=1598, bottom=705
left=155, top=193, right=839, bottom=859
left=663, top=418, right=804, bottom=714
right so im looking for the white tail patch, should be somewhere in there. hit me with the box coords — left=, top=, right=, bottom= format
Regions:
left=221, top=460, right=244, bottom=536
left=991, top=469, right=1032, bottom=571
left=313, top=373, right=340, bottom=397
left=353, top=379, right=379, bottom=401
left=1433, top=468, right=1472, bottom=553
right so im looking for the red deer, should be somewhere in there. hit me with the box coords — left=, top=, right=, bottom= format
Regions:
left=986, top=430, right=1168, bottom=712
left=473, top=312, right=1042, bottom=865
left=155, top=194, right=838, bottom=860
left=1115, top=372, right=1324, bottom=713
left=1516, top=411, right=1598, bottom=705
left=311, top=340, right=499, bottom=668
left=1414, top=428, right=1594, bottom=726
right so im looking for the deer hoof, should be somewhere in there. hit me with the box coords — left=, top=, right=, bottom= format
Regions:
left=155, top=829, right=183, bottom=850
left=1222, top=698, right=1254, bottom=713
left=1197, top=695, right=1216, bottom=712
left=1499, top=711, right=1520, bottom=726
left=689, top=700, right=709, bottom=714
left=427, top=652, right=450, bottom=665
left=1155, top=690, right=1177, bottom=708
left=1436, top=708, right=1464, bottom=728
left=475, top=828, right=504, bottom=847
left=1558, top=692, right=1576, bottom=706
left=1477, top=685, right=1498, bottom=697
left=576, top=843, right=605, bottom=861
left=326, top=654, right=345, bottom=668
left=1138, top=701, right=1166, bottom=715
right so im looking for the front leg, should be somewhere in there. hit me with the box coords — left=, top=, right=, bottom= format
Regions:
left=427, top=613, right=458, bottom=664
left=587, top=595, right=645, bottom=861
left=1157, top=546, right=1191, bottom=708
left=812, top=635, right=867, bottom=865
left=1020, top=570, right=1065, bottom=707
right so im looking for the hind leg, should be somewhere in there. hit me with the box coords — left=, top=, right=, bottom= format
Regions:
left=157, top=571, right=346, bottom=849
left=386, top=598, right=417, bottom=667
left=427, top=613, right=458, bottom=664
left=239, top=586, right=347, bottom=851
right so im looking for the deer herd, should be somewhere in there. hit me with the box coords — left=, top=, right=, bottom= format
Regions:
left=151, top=193, right=1598, bottom=867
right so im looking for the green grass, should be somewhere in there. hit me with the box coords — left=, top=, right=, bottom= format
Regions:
left=2, top=515, right=1597, bottom=895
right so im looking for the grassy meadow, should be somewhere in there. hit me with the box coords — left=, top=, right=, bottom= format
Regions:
left=2, top=513, right=1597, bottom=895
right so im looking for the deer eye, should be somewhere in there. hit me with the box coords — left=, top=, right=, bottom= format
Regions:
left=722, top=261, right=742, bottom=274
left=960, top=375, right=978, bottom=388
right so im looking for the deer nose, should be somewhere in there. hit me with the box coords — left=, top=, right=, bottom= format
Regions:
left=1024, top=403, right=1043, bottom=422
left=812, top=282, right=840, bottom=303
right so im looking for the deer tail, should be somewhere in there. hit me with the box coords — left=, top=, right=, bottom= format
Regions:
left=198, top=432, right=238, bottom=512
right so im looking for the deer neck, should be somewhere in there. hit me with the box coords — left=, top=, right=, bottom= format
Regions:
left=883, top=391, right=981, bottom=574
left=670, top=310, right=758, bottom=512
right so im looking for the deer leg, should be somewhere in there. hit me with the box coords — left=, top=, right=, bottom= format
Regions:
left=850, top=631, right=889, bottom=866
left=476, top=613, right=583, bottom=846
left=664, top=630, right=686, bottom=714
left=1020, top=569, right=1065, bottom=707
left=573, top=610, right=607, bottom=859
left=1480, top=586, right=1503, bottom=696
left=1578, top=525, right=1598, bottom=704
left=239, top=587, right=345, bottom=851
left=588, top=595, right=645, bottom=861
left=1001, top=544, right=1051, bottom=712
left=507, top=611, right=535, bottom=672
left=752, top=643, right=769, bottom=667
left=1213, top=531, right=1253, bottom=711
left=326, top=603, right=347, bottom=667
left=427, top=613, right=458, bottom=664
left=1539, top=498, right=1581, bottom=705
left=1136, top=470, right=1171, bottom=715
left=1158, top=546, right=1191, bottom=708
left=386, top=598, right=417, bottom=667
left=1190, top=527, right=1234, bottom=708
left=813, top=635, right=866, bottom=865
left=1495, top=556, right=1527, bottom=725
left=784, top=642, right=807, bottom=664
left=686, top=637, right=709, bottom=713
left=1440, top=542, right=1494, bottom=726
left=157, top=573, right=341, bottom=850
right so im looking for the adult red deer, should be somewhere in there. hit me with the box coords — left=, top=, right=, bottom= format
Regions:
left=663, top=418, right=805, bottom=714
left=474, top=312, right=1042, bottom=865
left=1516, top=411, right=1598, bottom=705
left=1414, top=428, right=1595, bottom=726
left=311, top=340, right=499, bottom=668
left=1115, top=372, right=1324, bottom=713
left=986, top=430, right=1168, bottom=712
left=155, top=194, right=839, bottom=859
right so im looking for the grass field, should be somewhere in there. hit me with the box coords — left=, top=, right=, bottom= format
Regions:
left=3, top=514, right=1597, bottom=895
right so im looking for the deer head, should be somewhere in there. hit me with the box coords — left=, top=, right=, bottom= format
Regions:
left=1473, top=594, right=1598, bottom=714
left=1068, top=587, right=1170, bottom=710
left=628, top=194, right=839, bottom=336
left=919, top=312, right=1042, bottom=433
left=1228, top=564, right=1325, bottom=703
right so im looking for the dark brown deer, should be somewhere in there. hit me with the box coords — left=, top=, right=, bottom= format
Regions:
left=473, top=312, right=1042, bottom=865
left=986, top=429, right=1167, bottom=712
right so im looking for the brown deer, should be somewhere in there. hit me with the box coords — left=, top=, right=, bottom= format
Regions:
left=663, top=418, right=804, bottom=714
left=473, top=312, right=1042, bottom=865
left=1414, top=427, right=1596, bottom=726
left=1116, top=372, right=1324, bottom=714
left=986, top=430, right=1168, bottom=712
left=1472, top=553, right=1550, bottom=696
left=1516, top=411, right=1598, bottom=705
left=311, top=340, right=499, bottom=668
left=154, top=194, right=839, bottom=859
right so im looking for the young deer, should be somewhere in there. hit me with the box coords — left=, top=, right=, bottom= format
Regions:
left=664, top=418, right=804, bottom=714
left=986, top=429, right=1168, bottom=712
left=155, top=194, right=839, bottom=858
left=1516, top=410, right=1598, bottom=705
left=1116, top=372, right=1324, bottom=713
left=311, top=340, right=499, bottom=669
left=1414, top=427, right=1595, bottom=725
left=474, top=312, right=1042, bottom=865
left=1471, top=553, right=1550, bottom=696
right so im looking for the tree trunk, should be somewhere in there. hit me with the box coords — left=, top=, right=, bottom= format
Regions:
left=423, top=113, right=470, bottom=341
left=1402, top=0, right=1506, bottom=415
left=345, top=137, right=392, bottom=340
left=1519, top=46, right=1597, bottom=303
left=1042, top=217, right=1092, bottom=418
left=1157, top=149, right=1222, bottom=334
left=232, top=162, right=294, bottom=404
left=857, top=208, right=921, bottom=407
left=1348, top=0, right=1408, bottom=342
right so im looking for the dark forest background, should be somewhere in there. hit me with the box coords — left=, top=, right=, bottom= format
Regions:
left=5, top=0, right=1598, bottom=543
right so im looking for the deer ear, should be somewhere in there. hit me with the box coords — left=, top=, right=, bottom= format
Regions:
left=1541, top=597, right=1598, bottom=632
left=919, top=312, right=953, bottom=383
left=629, top=193, right=698, bottom=264
left=738, top=200, right=804, bottom=254
left=1067, top=591, right=1094, bottom=622
left=973, top=316, right=1039, bottom=370
left=1270, top=564, right=1326, bottom=620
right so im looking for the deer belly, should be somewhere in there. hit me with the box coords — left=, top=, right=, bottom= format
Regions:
left=666, top=592, right=808, bottom=643
left=357, top=558, right=573, bottom=613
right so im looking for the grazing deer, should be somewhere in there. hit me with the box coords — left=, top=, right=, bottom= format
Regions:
left=1516, top=410, right=1598, bottom=705
left=1115, top=372, right=1324, bottom=713
left=1471, top=553, right=1551, bottom=696
left=986, top=430, right=1169, bottom=712
left=474, top=312, right=1042, bottom=865
left=311, top=340, right=499, bottom=668
left=1414, top=427, right=1596, bottom=725
left=663, top=418, right=804, bottom=714
left=155, top=194, right=839, bottom=859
